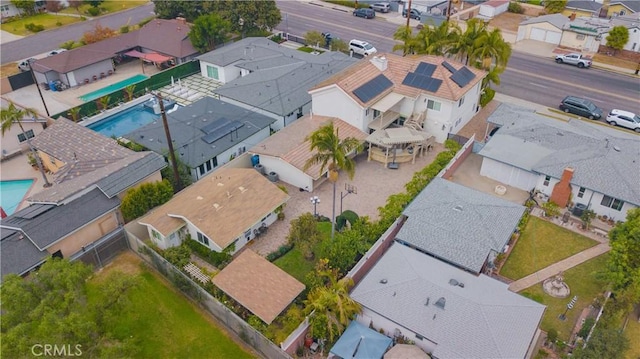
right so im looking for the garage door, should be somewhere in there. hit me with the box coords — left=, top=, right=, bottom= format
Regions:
left=530, top=27, right=561, bottom=44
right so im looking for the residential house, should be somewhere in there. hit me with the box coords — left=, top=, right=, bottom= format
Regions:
left=249, top=114, right=367, bottom=192
left=396, top=177, right=525, bottom=274
left=197, top=37, right=358, bottom=130
left=516, top=14, right=569, bottom=44
left=309, top=54, right=486, bottom=143
left=212, top=250, right=304, bottom=324
left=350, top=242, right=545, bottom=359
left=125, top=96, right=275, bottom=181
left=31, top=18, right=198, bottom=88
left=27, top=118, right=166, bottom=204
left=0, top=0, right=45, bottom=19
left=0, top=99, right=48, bottom=159
left=1, top=188, right=121, bottom=281
left=138, top=167, right=289, bottom=254
left=561, top=16, right=611, bottom=52
left=562, top=0, right=639, bottom=18
left=478, top=104, right=639, bottom=221
left=607, top=1, right=640, bottom=16
left=563, top=0, right=603, bottom=18
left=601, top=13, right=640, bottom=52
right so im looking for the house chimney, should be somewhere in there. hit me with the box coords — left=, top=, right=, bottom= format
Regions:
left=569, top=12, right=576, bottom=21
left=370, top=56, right=388, bottom=71
left=550, top=167, right=574, bottom=208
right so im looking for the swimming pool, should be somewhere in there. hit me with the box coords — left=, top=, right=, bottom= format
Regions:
left=87, top=103, right=160, bottom=138
left=79, top=74, right=148, bottom=102
left=0, top=179, right=34, bottom=215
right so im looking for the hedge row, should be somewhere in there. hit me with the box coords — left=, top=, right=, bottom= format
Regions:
left=266, top=243, right=294, bottom=262
left=185, top=238, right=232, bottom=269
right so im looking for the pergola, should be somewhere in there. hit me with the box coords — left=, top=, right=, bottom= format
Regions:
left=366, top=127, right=434, bottom=166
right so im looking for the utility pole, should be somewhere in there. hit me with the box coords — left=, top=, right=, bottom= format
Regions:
left=406, top=0, right=412, bottom=29
left=155, top=92, right=182, bottom=191
left=446, top=0, right=452, bottom=22
left=30, top=68, right=49, bottom=116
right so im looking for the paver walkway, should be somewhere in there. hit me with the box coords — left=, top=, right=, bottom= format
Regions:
left=508, top=243, right=610, bottom=292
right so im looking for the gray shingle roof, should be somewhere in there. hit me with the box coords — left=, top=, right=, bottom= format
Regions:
left=2, top=188, right=120, bottom=250
left=125, top=96, right=275, bottom=168
left=397, top=178, right=525, bottom=273
left=611, top=1, right=640, bottom=12
left=519, top=13, right=570, bottom=29
left=350, top=243, right=545, bottom=359
left=199, top=37, right=357, bottom=117
left=479, top=104, right=640, bottom=206
left=1, top=229, right=47, bottom=280
left=566, top=0, right=602, bottom=12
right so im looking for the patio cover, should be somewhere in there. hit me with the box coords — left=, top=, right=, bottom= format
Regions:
left=330, top=321, right=393, bottom=359
left=371, top=92, right=404, bottom=112
left=366, top=127, right=430, bottom=148
left=384, top=344, right=430, bottom=359
left=125, top=50, right=173, bottom=63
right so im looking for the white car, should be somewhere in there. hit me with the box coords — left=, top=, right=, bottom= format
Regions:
left=349, top=39, right=377, bottom=57
left=48, top=49, right=67, bottom=57
left=606, top=109, right=640, bottom=132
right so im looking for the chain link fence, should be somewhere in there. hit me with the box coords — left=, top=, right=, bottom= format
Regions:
left=69, top=228, right=129, bottom=269
left=126, top=234, right=292, bottom=359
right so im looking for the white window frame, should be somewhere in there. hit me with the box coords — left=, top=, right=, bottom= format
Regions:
left=427, top=99, right=441, bottom=111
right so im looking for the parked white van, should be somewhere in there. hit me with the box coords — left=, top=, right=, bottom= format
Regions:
left=349, top=39, right=377, bottom=56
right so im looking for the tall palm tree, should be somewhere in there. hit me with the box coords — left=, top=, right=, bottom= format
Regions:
left=304, top=122, right=363, bottom=240
left=1, top=103, right=51, bottom=187
left=449, top=18, right=487, bottom=65
left=304, top=276, right=361, bottom=343
left=472, top=28, right=512, bottom=70
left=392, top=26, right=416, bottom=55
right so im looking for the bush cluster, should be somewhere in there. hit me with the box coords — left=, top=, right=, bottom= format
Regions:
left=24, top=23, right=44, bottom=32
left=87, top=7, right=101, bottom=16
left=120, top=180, right=174, bottom=222
left=508, top=2, right=524, bottom=13
left=185, top=239, right=233, bottom=269
left=266, top=243, right=294, bottom=262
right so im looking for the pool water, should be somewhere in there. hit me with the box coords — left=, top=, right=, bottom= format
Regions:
left=79, top=74, right=148, bottom=102
left=0, top=179, right=34, bottom=215
left=88, top=104, right=159, bottom=138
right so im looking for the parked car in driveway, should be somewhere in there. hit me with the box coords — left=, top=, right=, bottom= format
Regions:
left=47, top=49, right=67, bottom=57
left=606, top=109, right=640, bottom=132
left=559, top=96, right=603, bottom=120
left=349, top=39, right=377, bottom=56
left=353, top=8, right=375, bottom=19
left=17, top=58, right=36, bottom=72
left=370, top=2, right=391, bottom=12
left=402, top=8, right=422, bottom=19
left=555, top=53, right=591, bottom=68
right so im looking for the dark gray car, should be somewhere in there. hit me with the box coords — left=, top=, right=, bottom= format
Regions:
left=559, top=96, right=603, bottom=120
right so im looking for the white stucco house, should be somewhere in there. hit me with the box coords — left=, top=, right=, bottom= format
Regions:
left=601, top=13, right=640, bottom=52
left=138, top=167, right=289, bottom=253
left=196, top=37, right=358, bottom=131
left=308, top=53, right=486, bottom=144
left=517, top=14, right=568, bottom=44
left=249, top=114, right=367, bottom=192
left=351, top=242, right=545, bottom=359
left=0, top=100, right=48, bottom=160
left=478, top=104, right=640, bottom=222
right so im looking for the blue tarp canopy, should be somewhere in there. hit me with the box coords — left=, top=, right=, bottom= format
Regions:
left=330, top=321, right=393, bottom=359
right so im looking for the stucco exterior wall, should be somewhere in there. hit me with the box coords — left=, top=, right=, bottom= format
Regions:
left=1, top=121, right=46, bottom=157
left=255, top=155, right=314, bottom=191
left=310, top=86, right=364, bottom=131
left=46, top=210, right=119, bottom=257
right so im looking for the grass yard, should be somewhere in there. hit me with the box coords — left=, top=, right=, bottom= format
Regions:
left=520, top=254, right=609, bottom=342
left=500, top=217, right=598, bottom=280
left=273, top=222, right=331, bottom=286
left=1, top=13, right=82, bottom=36
left=88, top=252, right=256, bottom=359
left=593, top=53, right=637, bottom=71
left=625, top=313, right=640, bottom=359
left=60, top=0, right=148, bottom=16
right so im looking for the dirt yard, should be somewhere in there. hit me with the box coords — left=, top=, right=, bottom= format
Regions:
left=489, top=12, right=527, bottom=33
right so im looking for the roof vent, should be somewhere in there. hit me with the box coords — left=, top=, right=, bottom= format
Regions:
left=453, top=205, right=463, bottom=212
left=458, top=282, right=465, bottom=288
left=557, top=131, right=564, bottom=136
left=239, top=186, right=247, bottom=193
left=613, top=146, right=621, bottom=152
left=213, top=203, right=222, bottom=211
left=380, top=279, right=388, bottom=284
left=425, top=297, right=430, bottom=306
left=449, top=279, right=459, bottom=286
left=196, top=196, right=203, bottom=200
left=435, top=297, right=446, bottom=309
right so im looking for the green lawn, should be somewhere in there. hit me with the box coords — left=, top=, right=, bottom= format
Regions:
left=273, top=222, right=331, bottom=286
left=520, top=254, right=609, bottom=342
left=87, top=256, right=255, bottom=358
left=1, top=13, right=82, bottom=35
left=59, top=0, right=148, bottom=16
left=625, top=313, right=640, bottom=359
left=501, top=217, right=598, bottom=280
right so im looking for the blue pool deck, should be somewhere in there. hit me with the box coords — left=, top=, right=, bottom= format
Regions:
left=79, top=74, right=148, bottom=103
left=0, top=179, right=35, bottom=215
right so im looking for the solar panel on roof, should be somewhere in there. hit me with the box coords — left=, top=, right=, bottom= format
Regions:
left=201, top=121, right=244, bottom=144
left=201, top=117, right=232, bottom=135
left=402, top=73, right=442, bottom=93
left=450, top=67, right=476, bottom=88
left=352, top=74, right=393, bottom=103
left=442, top=61, right=457, bottom=74
left=14, top=204, right=55, bottom=220
left=415, top=62, right=436, bottom=77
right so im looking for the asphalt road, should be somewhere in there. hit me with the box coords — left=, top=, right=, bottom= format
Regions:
left=0, top=3, right=155, bottom=64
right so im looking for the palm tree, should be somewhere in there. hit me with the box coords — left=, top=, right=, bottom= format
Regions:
left=304, top=122, right=363, bottom=240
left=472, top=28, right=512, bottom=70
left=392, top=26, right=416, bottom=55
left=304, top=276, right=361, bottom=343
left=449, top=18, right=487, bottom=65
left=1, top=103, right=51, bottom=187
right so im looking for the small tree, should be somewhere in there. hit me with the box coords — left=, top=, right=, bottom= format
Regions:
left=67, top=107, right=80, bottom=122
left=68, top=0, right=82, bottom=13
left=45, top=0, right=63, bottom=13
left=97, top=95, right=110, bottom=111
left=60, top=40, right=75, bottom=50
left=287, top=213, right=322, bottom=259
left=304, top=30, right=325, bottom=49
left=82, top=23, right=118, bottom=44
left=330, top=38, right=349, bottom=53
left=606, top=26, right=630, bottom=55
left=188, top=13, right=231, bottom=52
left=11, top=0, right=37, bottom=16
left=581, top=209, right=596, bottom=230
left=123, top=85, right=135, bottom=101
left=542, top=201, right=561, bottom=217
left=544, top=0, right=567, bottom=14
left=120, top=180, right=174, bottom=222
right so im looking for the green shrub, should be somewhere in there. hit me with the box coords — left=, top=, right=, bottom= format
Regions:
left=324, top=0, right=368, bottom=8
left=138, top=16, right=153, bottom=27
left=480, top=87, right=496, bottom=107
left=80, top=16, right=87, bottom=21
left=120, top=180, right=174, bottom=222
left=56, top=21, right=63, bottom=27
left=87, top=7, right=100, bottom=16
left=120, top=25, right=130, bottom=33
left=185, top=239, right=233, bottom=268
left=24, top=23, right=45, bottom=32
left=266, top=243, right=294, bottom=262
left=269, top=34, right=283, bottom=43
left=508, top=2, right=524, bottom=13
left=578, top=317, right=595, bottom=338
left=541, top=201, right=560, bottom=217
left=163, top=244, right=192, bottom=268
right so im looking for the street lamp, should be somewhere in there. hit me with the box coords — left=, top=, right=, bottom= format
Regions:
left=310, top=196, right=320, bottom=217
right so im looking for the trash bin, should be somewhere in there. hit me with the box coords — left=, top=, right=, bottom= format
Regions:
left=251, top=154, right=259, bottom=167
left=267, top=171, right=279, bottom=182
left=572, top=203, right=587, bottom=217
left=254, top=163, right=265, bottom=175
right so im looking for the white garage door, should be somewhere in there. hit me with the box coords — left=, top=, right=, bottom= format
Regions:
left=480, top=158, right=538, bottom=191
left=530, top=27, right=561, bottom=44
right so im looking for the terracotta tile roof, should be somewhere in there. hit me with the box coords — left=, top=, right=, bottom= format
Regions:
left=212, top=250, right=305, bottom=324
left=138, top=167, right=289, bottom=249
left=250, top=115, right=368, bottom=179
left=311, top=53, right=486, bottom=105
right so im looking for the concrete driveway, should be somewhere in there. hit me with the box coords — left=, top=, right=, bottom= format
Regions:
left=248, top=143, right=445, bottom=256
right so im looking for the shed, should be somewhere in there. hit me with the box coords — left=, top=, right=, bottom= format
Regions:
left=479, top=0, right=509, bottom=19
